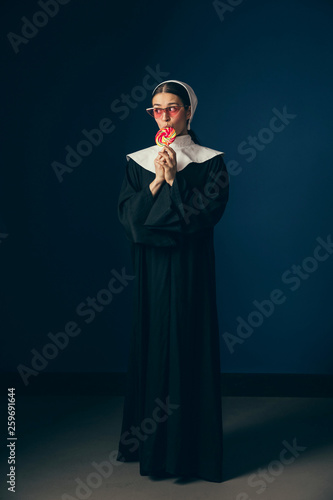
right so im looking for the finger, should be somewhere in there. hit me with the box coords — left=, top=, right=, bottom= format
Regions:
left=158, top=155, right=169, bottom=165
left=159, top=150, right=169, bottom=157
left=163, top=145, right=174, bottom=156
left=161, top=146, right=172, bottom=155
left=160, top=155, right=171, bottom=166
left=160, top=149, right=174, bottom=159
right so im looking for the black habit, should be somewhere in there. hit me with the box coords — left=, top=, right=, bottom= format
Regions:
left=116, top=146, right=229, bottom=482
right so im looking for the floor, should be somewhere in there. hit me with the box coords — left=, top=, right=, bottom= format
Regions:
left=3, top=395, right=333, bottom=500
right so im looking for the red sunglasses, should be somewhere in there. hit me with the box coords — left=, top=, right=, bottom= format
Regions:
left=146, top=105, right=188, bottom=118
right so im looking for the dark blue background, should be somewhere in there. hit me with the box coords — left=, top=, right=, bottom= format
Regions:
left=2, top=0, right=333, bottom=377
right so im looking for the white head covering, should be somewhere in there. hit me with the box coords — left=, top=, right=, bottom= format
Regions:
left=152, top=80, right=198, bottom=130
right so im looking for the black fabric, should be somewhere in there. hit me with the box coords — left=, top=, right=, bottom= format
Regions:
left=116, top=153, right=229, bottom=482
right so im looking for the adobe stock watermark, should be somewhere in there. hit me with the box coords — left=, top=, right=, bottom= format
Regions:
left=178, top=105, right=296, bottom=226
left=235, top=438, right=307, bottom=499
left=222, top=233, right=333, bottom=353
left=225, top=105, right=297, bottom=178
left=213, top=0, right=244, bottom=23
left=52, top=64, right=170, bottom=183
left=61, top=396, right=180, bottom=500
left=7, top=0, right=71, bottom=54
left=16, top=267, right=135, bottom=386
left=171, top=159, right=230, bottom=226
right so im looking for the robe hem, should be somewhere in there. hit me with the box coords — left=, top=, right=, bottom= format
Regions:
left=116, top=450, right=223, bottom=482
left=139, top=469, right=224, bottom=483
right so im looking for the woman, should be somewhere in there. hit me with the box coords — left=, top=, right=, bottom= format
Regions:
left=116, top=80, right=229, bottom=482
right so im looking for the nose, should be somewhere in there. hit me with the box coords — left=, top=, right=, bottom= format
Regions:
left=161, top=112, right=170, bottom=126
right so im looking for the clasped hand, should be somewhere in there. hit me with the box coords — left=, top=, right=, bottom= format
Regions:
left=154, top=145, right=177, bottom=186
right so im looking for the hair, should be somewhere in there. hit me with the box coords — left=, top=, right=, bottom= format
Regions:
left=152, top=82, right=201, bottom=145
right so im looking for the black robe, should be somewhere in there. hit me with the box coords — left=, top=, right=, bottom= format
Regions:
left=116, top=152, right=229, bottom=482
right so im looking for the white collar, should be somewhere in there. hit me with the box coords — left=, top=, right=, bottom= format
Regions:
left=126, top=134, right=224, bottom=173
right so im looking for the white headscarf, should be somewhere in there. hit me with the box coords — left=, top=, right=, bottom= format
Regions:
left=152, top=80, right=198, bottom=130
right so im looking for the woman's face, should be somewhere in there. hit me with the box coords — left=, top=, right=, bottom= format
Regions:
left=151, top=92, right=191, bottom=136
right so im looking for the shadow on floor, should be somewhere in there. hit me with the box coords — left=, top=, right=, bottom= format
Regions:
left=222, top=397, right=333, bottom=481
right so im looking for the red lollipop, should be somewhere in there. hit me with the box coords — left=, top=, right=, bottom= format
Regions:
left=155, top=127, right=176, bottom=147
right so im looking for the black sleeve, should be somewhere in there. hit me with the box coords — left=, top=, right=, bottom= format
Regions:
left=117, top=158, right=179, bottom=246
left=143, top=154, right=229, bottom=234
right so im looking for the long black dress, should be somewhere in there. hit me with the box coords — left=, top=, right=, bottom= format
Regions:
left=116, top=149, right=229, bottom=482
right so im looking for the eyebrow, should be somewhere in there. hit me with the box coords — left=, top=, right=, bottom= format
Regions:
left=153, top=102, right=180, bottom=106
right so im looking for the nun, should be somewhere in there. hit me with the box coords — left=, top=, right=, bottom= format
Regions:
left=116, top=80, right=229, bottom=482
